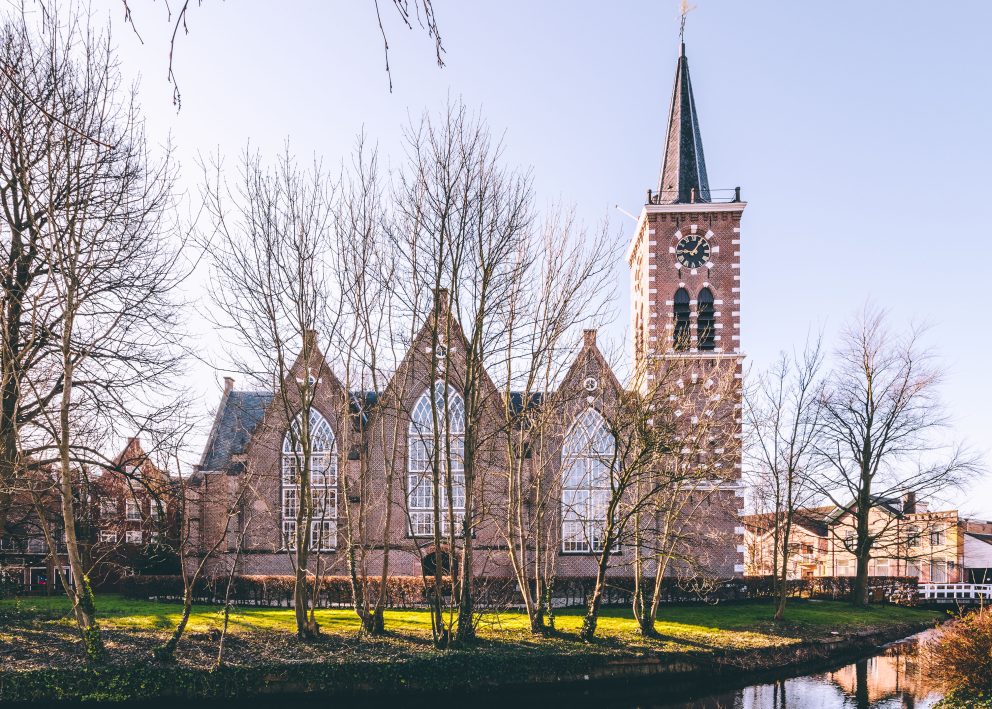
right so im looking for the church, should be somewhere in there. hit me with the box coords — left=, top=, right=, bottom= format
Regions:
left=185, top=39, right=746, bottom=586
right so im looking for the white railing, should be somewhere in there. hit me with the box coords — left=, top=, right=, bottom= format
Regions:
left=919, top=583, right=992, bottom=602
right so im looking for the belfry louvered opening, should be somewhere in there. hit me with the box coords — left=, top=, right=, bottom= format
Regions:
left=697, top=287, right=715, bottom=351
left=673, top=287, right=691, bottom=351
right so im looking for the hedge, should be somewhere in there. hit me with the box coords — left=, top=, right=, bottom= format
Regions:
left=119, top=573, right=919, bottom=608
left=120, top=574, right=449, bottom=608
left=744, top=575, right=920, bottom=605
left=119, top=574, right=728, bottom=608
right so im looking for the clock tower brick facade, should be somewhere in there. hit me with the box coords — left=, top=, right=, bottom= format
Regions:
left=627, top=41, right=746, bottom=576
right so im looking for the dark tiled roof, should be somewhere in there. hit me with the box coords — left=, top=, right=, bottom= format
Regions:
left=349, top=391, right=379, bottom=432
left=743, top=510, right=829, bottom=538
left=200, top=391, right=273, bottom=471
left=657, top=43, right=710, bottom=204
left=793, top=513, right=829, bottom=538
left=509, top=391, right=543, bottom=416
left=966, top=532, right=992, bottom=546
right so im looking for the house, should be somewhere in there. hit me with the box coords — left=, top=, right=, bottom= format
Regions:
left=743, top=494, right=992, bottom=583
left=0, top=437, right=179, bottom=593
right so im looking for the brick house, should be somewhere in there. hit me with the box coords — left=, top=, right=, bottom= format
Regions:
left=0, top=437, right=179, bottom=593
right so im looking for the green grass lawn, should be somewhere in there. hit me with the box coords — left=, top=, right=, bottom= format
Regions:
left=0, top=593, right=943, bottom=656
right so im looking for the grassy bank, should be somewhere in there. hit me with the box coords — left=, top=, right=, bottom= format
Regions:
left=0, top=594, right=944, bottom=702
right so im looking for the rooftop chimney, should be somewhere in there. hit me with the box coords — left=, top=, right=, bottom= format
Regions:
left=223, top=376, right=235, bottom=393
left=583, top=329, right=597, bottom=348
left=434, top=288, right=450, bottom=310
left=902, top=492, right=917, bottom=514
left=303, top=329, right=318, bottom=352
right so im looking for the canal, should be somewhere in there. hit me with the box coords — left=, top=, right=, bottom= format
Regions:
left=126, top=632, right=941, bottom=709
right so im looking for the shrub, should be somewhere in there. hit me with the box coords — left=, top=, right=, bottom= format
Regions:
left=743, top=575, right=919, bottom=605
left=119, top=574, right=453, bottom=608
left=927, top=607, right=992, bottom=700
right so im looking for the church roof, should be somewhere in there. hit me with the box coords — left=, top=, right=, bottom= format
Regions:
left=200, top=390, right=273, bottom=472
left=657, top=43, right=710, bottom=204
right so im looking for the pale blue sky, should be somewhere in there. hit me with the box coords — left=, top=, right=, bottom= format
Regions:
left=102, top=1, right=991, bottom=513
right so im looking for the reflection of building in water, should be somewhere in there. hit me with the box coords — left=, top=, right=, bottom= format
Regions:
left=829, top=652, right=938, bottom=705
left=724, top=648, right=942, bottom=709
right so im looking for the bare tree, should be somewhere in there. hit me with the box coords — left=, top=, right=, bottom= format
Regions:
left=743, top=339, right=824, bottom=620
left=156, top=454, right=253, bottom=662
left=631, top=356, right=742, bottom=636
left=496, top=209, right=615, bottom=634
left=0, top=7, right=185, bottom=660
left=331, top=136, right=410, bottom=635
left=392, top=100, right=535, bottom=644
left=201, top=145, right=340, bottom=639
left=816, top=306, right=980, bottom=607
left=113, top=0, right=445, bottom=105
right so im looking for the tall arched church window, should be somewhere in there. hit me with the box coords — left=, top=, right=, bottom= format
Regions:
left=673, top=288, right=691, bottom=351
left=697, top=287, right=715, bottom=351
left=408, top=381, right=466, bottom=537
left=282, top=408, right=337, bottom=550
left=561, top=408, right=615, bottom=553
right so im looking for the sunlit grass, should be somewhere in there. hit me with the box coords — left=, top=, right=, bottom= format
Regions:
left=0, top=593, right=942, bottom=654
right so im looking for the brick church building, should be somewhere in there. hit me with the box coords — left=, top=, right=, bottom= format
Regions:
left=186, top=40, right=746, bottom=583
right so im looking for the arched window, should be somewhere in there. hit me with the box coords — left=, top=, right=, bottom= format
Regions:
left=281, top=408, right=337, bottom=550
left=561, top=408, right=615, bottom=553
left=697, top=287, right=715, bottom=351
left=408, top=381, right=466, bottom=537
left=673, top=288, right=691, bottom=351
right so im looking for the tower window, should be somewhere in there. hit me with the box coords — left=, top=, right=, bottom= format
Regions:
left=673, top=288, right=690, bottom=351
left=697, top=288, right=715, bottom=351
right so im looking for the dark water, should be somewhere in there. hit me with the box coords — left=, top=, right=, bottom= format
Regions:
left=650, top=642, right=942, bottom=709
left=136, top=633, right=941, bottom=709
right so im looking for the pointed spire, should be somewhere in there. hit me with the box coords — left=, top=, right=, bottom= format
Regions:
left=657, top=42, right=710, bottom=204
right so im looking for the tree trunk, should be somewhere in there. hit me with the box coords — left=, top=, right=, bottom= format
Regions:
left=156, top=586, right=193, bottom=660
left=853, top=551, right=870, bottom=607
left=56, top=345, right=104, bottom=662
left=580, top=534, right=613, bottom=641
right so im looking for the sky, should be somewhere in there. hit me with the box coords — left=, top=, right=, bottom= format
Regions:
left=87, top=1, right=991, bottom=514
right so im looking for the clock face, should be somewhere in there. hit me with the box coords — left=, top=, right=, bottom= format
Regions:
left=675, top=235, right=711, bottom=268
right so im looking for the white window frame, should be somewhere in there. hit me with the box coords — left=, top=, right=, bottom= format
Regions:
left=125, top=499, right=142, bottom=522
left=99, top=530, right=117, bottom=544
left=407, top=381, right=466, bottom=537
left=100, top=499, right=118, bottom=517
left=125, top=530, right=143, bottom=545
left=561, top=408, right=615, bottom=554
left=281, top=408, right=338, bottom=551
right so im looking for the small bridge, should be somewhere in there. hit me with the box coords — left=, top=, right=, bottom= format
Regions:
left=918, top=583, right=992, bottom=605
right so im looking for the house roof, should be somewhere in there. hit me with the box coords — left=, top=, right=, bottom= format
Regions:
left=824, top=495, right=905, bottom=523
left=742, top=507, right=832, bottom=538
left=965, top=532, right=992, bottom=546
left=200, top=391, right=273, bottom=471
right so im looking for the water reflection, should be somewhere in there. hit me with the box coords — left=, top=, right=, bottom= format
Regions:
left=657, top=636, right=941, bottom=709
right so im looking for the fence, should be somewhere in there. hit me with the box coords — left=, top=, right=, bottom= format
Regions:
left=919, top=583, right=992, bottom=605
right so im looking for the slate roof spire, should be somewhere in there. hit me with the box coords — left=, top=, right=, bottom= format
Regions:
left=657, top=41, right=710, bottom=204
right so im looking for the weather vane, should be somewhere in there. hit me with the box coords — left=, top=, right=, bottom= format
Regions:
left=680, top=0, right=697, bottom=43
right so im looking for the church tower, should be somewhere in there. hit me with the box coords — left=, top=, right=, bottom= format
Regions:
left=628, top=41, right=744, bottom=368
left=627, top=39, right=746, bottom=576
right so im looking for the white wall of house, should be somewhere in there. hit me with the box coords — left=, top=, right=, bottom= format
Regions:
left=964, top=534, right=992, bottom=569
